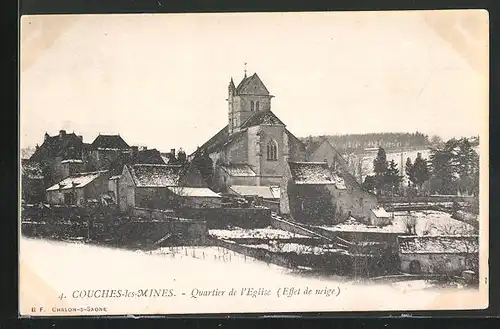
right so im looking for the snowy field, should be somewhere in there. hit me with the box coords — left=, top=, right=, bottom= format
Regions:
left=319, top=211, right=475, bottom=235
left=20, top=237, right=485, bottom=315
left=209, top=227, right=311, bottom=240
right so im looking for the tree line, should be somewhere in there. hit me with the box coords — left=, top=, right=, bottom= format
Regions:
left=361, top=137, right=479, bottom=197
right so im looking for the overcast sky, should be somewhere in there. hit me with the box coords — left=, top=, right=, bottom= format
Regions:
left=20, top=10, right=488, bottom=154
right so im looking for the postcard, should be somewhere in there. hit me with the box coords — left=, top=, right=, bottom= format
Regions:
left=19, top=10, right=489, bottom=316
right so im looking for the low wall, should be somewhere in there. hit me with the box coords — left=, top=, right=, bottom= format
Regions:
left=132, top=207, right=175, bottom=221
left=117, top=219, right=208, bottom=247
left=175, top=207, right=271, bottom=229
left=379, top=195, right=477, bottom=204
left=21, top=220, right=105, bottom=240
left=209, top=237, right=383, bottom=276
left=270, top=217, right=326, bottom=240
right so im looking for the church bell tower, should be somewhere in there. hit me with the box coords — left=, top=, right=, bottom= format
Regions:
left=227, top=66, right=274, bottom=134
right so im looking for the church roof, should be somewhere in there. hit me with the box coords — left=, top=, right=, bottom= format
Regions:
left=235, top=73, right=270, bottom=95
left=240, top=110, right=285, bottom=129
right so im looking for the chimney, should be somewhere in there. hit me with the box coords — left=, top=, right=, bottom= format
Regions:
left=171, top=149, right=175, bottom=156
left=59, top=130, right=66, bottom=138
left=44, top=132, right=50, bottom=141
left=131, top=146, right=138, bottom=157
left=77, top=135, right=83, bottom=141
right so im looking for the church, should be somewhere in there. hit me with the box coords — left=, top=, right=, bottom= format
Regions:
left=190, top=71, right=307, bottom=194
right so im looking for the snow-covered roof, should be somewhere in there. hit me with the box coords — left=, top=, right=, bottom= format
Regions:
left=220, top=164, right=256, bottom=177
left=128, top=164, right=183, bottom=187
left=398, top=235, right=479, bottom=254
left=61, top=159, right=84, bottom=164
left=288, top=162, right=346, bottom=187
left=229, top=185, right=279, bottom=199
left=46, top=171, right=107, bottom=191
left=167, top=187, right=221, bottom=198
left=371, top=207, right=390, bottom=218
left=109, top=175, right=121, bottom=180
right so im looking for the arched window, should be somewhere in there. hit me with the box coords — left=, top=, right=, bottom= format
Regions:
left=267, top=140, right=278, bottom=161
left=256, top=101, right=260, bottom=111
left=250, top=101, right=254, bottom=111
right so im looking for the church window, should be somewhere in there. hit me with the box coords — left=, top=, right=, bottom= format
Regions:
left=250, top=101, right=254, bottom=111
left=256, top=101, right=260, bottom=111
left=267, top=140, right=278, bottom=161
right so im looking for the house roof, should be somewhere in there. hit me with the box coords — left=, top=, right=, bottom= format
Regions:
left=91, top=135, right=130, bottom=150
left=108, top=148, right=165, bottom=175
left=127, top=164, right=184, bottom=187
left=235, top=73, right=270, bottom=95
left=288, top=162, right=346, bottom=187
left=220, top=164, right=256, bottom=177
left=228, top=185, right=279, bottom=199
left=46, top=171, right=107, bottom=191
left=30, top=132, right=84, bottom=162
left=166, top=187, right=221, bottom=198
left=398, top=235, right=479, bottom=254
left=306, top=138, right=372, bottom=194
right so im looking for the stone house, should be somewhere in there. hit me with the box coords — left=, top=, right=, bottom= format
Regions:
left=118, top=163, right=217, bottom=213
left=189, top=72, right=306, bottom=193
left=83, top=134, right=132, bottom=170
left=45, top=170, right=111, bottom=206
left=370, top=206, right=391, bottom=226
left=280, top=161, right=378, bottom=224
left=397, top=235, right=479, bottom=275
left=29, top=130, right=86, bottom=187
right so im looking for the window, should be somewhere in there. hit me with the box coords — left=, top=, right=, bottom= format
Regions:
left=256, top=101, right=260, bottom=111
left=250, top=101, right=254, bottom=111
left=267, top=140, right=278, bottom=161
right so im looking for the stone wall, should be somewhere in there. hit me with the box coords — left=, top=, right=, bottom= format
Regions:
left=175, top=207, right=271, bottom=229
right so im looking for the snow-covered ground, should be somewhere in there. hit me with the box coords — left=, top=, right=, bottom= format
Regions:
left=209, top=227, right=311, bottom=240
left=241, top=242, right=346, bottom=255
left=20, top=237, right=485, bottom=316
left=318, top=211, right=475, bottom=235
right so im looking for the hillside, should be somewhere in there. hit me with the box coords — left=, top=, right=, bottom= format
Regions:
left=301, top=133, right=479, bottom=154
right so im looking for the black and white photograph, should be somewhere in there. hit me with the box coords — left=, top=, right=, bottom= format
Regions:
left=19, top=10, right=488, bottom=315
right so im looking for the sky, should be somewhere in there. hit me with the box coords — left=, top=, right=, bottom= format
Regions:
left=20, top=10, right=489, bottom=154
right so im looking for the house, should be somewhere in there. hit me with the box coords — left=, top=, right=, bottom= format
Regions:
left=83, top=134, right=131, bottom=170
left=189, top=72, right=307, bottom=193
left=370, top=206, right=391, bottom=227
left=45, top=170, right=111, bottom=206
left=397, top=235, right=479, bottom=275
left=280, top=161, right=378, bottom=224
left=306, top=137, right=363, bottom=184
left=118, top=163, right=218, bottom=212
left=29, top=130, right=86, bottom=186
